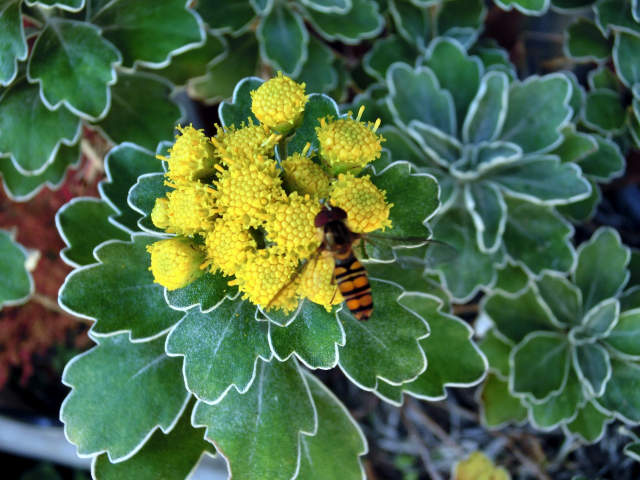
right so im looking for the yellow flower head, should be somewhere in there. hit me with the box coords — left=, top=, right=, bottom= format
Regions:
left=213, top=156, right=285, bottom=227
left=329, top=173, right=392, bottom=233
left=231, top=250, right=299, bottom=312
left=315, top=107, right=384, bottom=174
left=281, top=147, right=331, bottom=198
left=454, top=452, right=510, bottom=480
left=204, top=218, right=256, bottom=277
left=211, top=122, right=280, bottom=167
left=147, top=238, right=205, bottom=291
left=297, top=253, right=343, bottom=310
left=265, top=192, right=322, bottom=258
left=165, top=182, right=217, bottom=236
left=151, top=198, right=170, bottom=230
left=251, top=72, right=308, bottom=133
left=159, top=125, right=217, bottom=185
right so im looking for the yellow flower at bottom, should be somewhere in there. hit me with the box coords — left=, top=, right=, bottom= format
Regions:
left=297, top=253, right=343, bottom=311
left=265, top=192, right=322, bottom=258
left=165, top=182, right=217, bottom=235
left=454, top=452, right=510, bottom=480
left=204, top=218, right=256, bottom=277
left=250, top=72, right=308, bottom=133
left=329, top=174, right=392, bottom=233
left=147, top=238, right=205, bottom=291
left=281, top=151, right=331, bottom=197
left=231, top=250, right=299, bottom=312
left=315, top=110, right=384, bottom=174
left=160, top=125, right=217, bottom=185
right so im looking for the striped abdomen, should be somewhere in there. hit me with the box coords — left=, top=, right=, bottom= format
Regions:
left=334, top=250, right=373, bottom=320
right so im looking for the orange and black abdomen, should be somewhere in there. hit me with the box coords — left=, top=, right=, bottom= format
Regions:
left=334, top=251, right=373, bottom=320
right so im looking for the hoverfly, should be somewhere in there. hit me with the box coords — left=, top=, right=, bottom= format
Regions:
left=268, top=203, right=453, bottom=321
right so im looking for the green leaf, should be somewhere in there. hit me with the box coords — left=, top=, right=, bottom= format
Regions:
left=0, top=230, right=33, bottom=307
left=92, top=401, right=214, bottom=480
left=258, top=5, right=308, bottom=76
left=574, top=227, right=630, bottom=312
left=573, top=342, right=611, bottom=397
left=56, top=198, right=130, bottom=268
left=338, top=279, right=429, bottom=389
left=480, top=329, right=512, bottom=378
left=386, top=63, right=456, bottom=135
left=574, top=298, right=619, bottom=340
left=494, top=0, right=549, bottom=15
left=423, top=38, right=482, bottom=127
left=465, top=181, right=507, bottom=253
left=490, top=155, right=590, bottom=204
left=364, top=34, right=415, bottom=83
left=164, top=272, right=237, bottom=313
left=577, top=135, right=624, bottom=182
left=431, top=205, right=501, bottom=301
left=148, top=31, right=226, bottom=87
left=218, top=76, right=262, bottom=128
left=511, top=332, right=570, bottom=401
left=61, top=333, right=189, bottom=461
left=99, top=143, right=162, bottom=232
left=0, top=141, right=80, bottom=201
left=269, top=300, right=345, bottom=369
left=613, top=31, right=640, bottom=88
left=502, top=196, right=575, bottom=275
left=59, top=235, right=184, bottom=340
left=26, top=0, right=84, bottom=9
left=0, top=81, right=80, bottom=175
left=557, top=180, right=601, bottom=223
left=483, top=286, right=557, bottom=343
left=378, top=126, right=424, bottom=165
left=128, top=172, right=171, bottom=233
left=300, top=0, right=351, bottom=13
left=295, top=36, right=337, bottom=93
left=588, top=65, right=620, bottom=91
left=527, top=370, right=583, bottom=429
left=193, top=358, right=316, bottom=480
left=166, top=299, right=271, bottom=403
left=566, top=18, right=611, bottom=61
left=91, top=0, right=204, bottom=68
left=566, top=401, right=611, bottom=443
left=461, top=141, right=522, bottom=176
left=479, top=373, right=527, bottom=428
left=288, top=93, right=340, bottom=154
left=624, top=441, right=640, bottom=462
left=462, top=71, right=509, bottom=144
left=297, top=372, right=367, bottom=480
left=371, top=161, right=438, bottom=238
left=595, top=358, right=640, bottom=423
left=583, top=89, right=626, bottom=134
left=604, top=309, right=640, bottom=358
left=595, top=0, right=640, bottom=36
left=196, top=0, right=255, bottom=34
left=408, top=121, right=462, bottom=166
left=303, top=0, right=383, bottom=44
left=493, top=260, right=529, bottom=294
left=97, top=72, right=181, bottom=151
left=535, top=272, right=581, bottom=326
left=552, top=127, right=597, bottom=164
left=620, top=286, right=640, bottom=311
left=188, top=34, right=259, bottom=103
left=500, top=74, right=572, bottom=153
left=395, top=293, right=487, bottom=400
left=438, top=0, right=486, bottom=33
left=388, top=0, right=432, bottom=49
left=28, top=19, right=120, bottom=120
left=0, top=0, right=27, bottom=86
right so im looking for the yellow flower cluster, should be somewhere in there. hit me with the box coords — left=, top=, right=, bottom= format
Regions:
left=454, top=452, right=510, bottom=480
left=146, top=74, right=392, bottom=314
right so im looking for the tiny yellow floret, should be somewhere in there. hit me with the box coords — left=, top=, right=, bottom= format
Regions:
left=204, top=218, right=256, bottom=277
left=265, top=192, right=322, bottom=257
left=251, top=72, right=308, bottom=133
left=159, top=125, right=217, bottom=185
left=165, top=182, right=217, bottom=236
left=212, top=122, right=280, bottom=167
left=454, top=452, right=510, bottom=480
left=329, top=174, right=392, bottom=233
left=147, top=238, right=205, bottom=291
left=232, top=250, right=299, bottom=312
left=297, top=253, right=343, bottom=310
left=150, top=198, right=171, bottom=230
left=214, top=155, right=285, bottom=227
left=315, top=111, right=384, bottom=174
left=281, top=151, right=331, bottom=197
